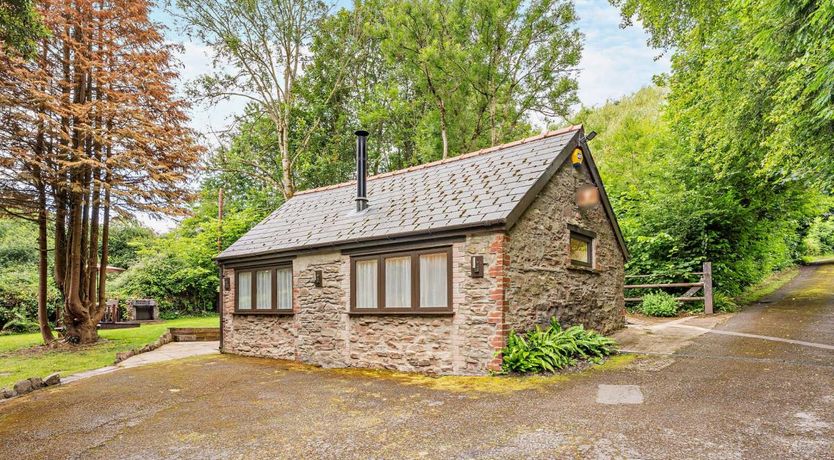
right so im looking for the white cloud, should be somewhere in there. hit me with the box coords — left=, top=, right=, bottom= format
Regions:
left=574, top=0, right=670, bottom=107
left=172, top=42, right=249, bottom=145
left=137, top=214, right=180, bottom=234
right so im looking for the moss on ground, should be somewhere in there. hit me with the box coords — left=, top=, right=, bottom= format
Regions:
left=217, top=353, right=637, bottom=394
left=735, top=266, right=799, bottom=306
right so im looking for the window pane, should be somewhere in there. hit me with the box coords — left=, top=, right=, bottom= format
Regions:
left=255, top=270, right=272, bottom=309
left=355, top=259, right=378, bottom=308
left=419, top=253, right=447, bottom=308
left=277, top=268, right=293, bottom=310
left=570, top=235, right=590, bottom=263
left=385, top=256, right=411, bottom=308
left=238, top=272, right=252, bottom=309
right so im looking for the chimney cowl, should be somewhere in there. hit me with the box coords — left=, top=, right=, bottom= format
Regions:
left=355, top=130, right=369, bottom=212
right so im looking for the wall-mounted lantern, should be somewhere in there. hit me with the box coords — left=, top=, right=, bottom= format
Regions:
left=314, top=270, right=323, bottom=287
left=223, top=276, right=231, bottom=291
left=471, top=256, right=484, bottom=278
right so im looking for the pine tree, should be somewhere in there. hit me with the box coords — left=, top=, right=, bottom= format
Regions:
left=0, top=0, right=202, bottom=344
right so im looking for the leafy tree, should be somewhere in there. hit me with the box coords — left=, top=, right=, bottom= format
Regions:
left=0, top=219, right=61, bottom=330
left=206, top=0, right=582, bottom=198
left=111, top=189, right=267, bottom=315
left=0, top=0, right=48, bottom=57
left=573, top=86, right=827, bottom=293
left=611, top=0, right=834, bottom=185
left=174, top=0, right=367, bottom=199
left=377, top=0, right=579, bottom=158
left=106, top=220, right=157, bottom=270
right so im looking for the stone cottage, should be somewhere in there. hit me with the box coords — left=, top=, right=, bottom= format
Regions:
left=215, top=125, right=627, bottom=375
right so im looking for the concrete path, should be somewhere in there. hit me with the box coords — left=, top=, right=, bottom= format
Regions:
left=118, top=341, right=220, bottom=368
left=62, top=341, right=220, bottom=384
left=1, top=265, right=832, bottom=459
left=613, top=313, right=732, bottom=354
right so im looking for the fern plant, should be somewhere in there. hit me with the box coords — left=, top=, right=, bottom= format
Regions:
left=500, top=317, right=617, bottom=374
left=1, top=309, right=39, bottom=334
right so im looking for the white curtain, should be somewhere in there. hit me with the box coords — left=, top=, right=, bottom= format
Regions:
left=256, top=270, right=272, bottom=309
left=356, top=259, right=378, bottom=308
left=238, top=272, right=252, bottom=309
left=385, top=256, right=411, bottom=308
left=277, top=268, right=293, bottom=309
left=420, top=253, right=448, bottom=307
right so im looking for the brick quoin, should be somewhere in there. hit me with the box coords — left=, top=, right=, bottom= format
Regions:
left=487, top=233, right=510, bottom=372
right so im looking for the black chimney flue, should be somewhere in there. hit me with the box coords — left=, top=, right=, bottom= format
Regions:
left=355, top=130, right=369, bottom=212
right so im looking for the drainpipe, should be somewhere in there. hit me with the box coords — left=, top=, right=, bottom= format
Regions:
left=218, top=263, right=224, bottom=352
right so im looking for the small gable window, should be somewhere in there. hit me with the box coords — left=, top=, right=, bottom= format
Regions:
left=236, top=266, right=293, bottom=313
left=351, top=247, right=452, bottom=314
left=568, top=226, right=595, bottom=267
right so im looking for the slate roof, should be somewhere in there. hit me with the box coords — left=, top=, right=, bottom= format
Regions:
left=217, top=125, right=625, bottom=261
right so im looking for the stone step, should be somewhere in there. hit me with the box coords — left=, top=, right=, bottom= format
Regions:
left=168, top=327, right=221, bottom=342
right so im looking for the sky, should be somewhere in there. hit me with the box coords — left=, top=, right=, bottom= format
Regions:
left=142, top=0, right=669, bottom=232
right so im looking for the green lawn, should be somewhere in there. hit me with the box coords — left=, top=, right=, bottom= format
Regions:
left=0, top=316, right=218, bottom=389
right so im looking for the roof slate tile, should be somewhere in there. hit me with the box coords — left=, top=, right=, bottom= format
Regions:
left=217, top=127, right=580, bottom=260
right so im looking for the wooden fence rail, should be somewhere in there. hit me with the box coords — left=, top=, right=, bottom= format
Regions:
left=624, top=262, right=714, bottom=314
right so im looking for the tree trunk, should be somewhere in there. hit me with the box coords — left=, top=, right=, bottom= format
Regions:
left=53, top=191, right=66, bottom=326
left=95, top=174, right=111, bottom=324
left=63, top=195, right=97, bottom=344
left=36, top=182, right=54, bottom=343
left=439, top=100, right=449, bottom=159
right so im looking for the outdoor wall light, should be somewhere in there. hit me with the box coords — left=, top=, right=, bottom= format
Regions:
left=314, top=270, right=323, bottom=287
left=223, top=276, right=230, bottom=291
left=471, top=256, right=484, bottom=278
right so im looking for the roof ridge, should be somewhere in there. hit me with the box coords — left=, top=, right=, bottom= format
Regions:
left=294, top=125, right=582, bottom=197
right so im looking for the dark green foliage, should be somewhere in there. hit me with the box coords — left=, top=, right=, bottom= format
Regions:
left=712, top=292, right=739, bottom=313
left=573, top=86, right=828, bottom=295
left=500, top=317, right=617, bottom=374
left=0, top=0, right=49, bottom=57
left=0, top=220, right=61, bottom=327
left=106, top=220, right=156, bottom=269
left=111, top=189, right=268, bottom=316
left=1, top=308, right=39, bottom=334
left=638, top=291, right=678, bottom=317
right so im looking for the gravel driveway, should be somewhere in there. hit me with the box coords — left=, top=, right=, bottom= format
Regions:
left=1, top=265, right=833, bottom=459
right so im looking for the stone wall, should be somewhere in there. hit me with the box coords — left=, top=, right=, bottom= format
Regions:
left=506, top=161, right=626, bottom=335
left=221, top=268, right=297, bottom=360
left=220, top=232, right=507, bottom=375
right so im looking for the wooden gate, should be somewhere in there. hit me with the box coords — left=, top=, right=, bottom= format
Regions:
left=624, top=262, right=714, bottom=314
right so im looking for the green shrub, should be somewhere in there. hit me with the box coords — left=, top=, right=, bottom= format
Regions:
left=802, top=216, right=834, bottom=256
left=713, top=292, right=739, bottom=313
left=500, top=317, right=617, bottom=374
left=638, top=291, right=678, bottom=317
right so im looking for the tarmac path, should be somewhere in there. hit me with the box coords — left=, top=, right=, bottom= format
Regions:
left=1, top=264, right=832, bottom=459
